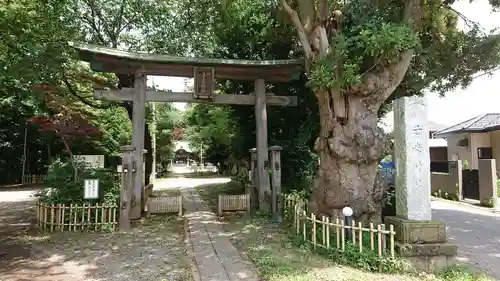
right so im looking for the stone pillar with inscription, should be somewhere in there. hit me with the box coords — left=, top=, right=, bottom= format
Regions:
left=385, top=95, right=457, bottom=272
left=269, top=145, right=282, bottom=220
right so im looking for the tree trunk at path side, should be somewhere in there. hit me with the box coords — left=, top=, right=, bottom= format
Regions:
left=279, top=0, right=423, bottom=223
left=308, top=91, right=390, bottom=223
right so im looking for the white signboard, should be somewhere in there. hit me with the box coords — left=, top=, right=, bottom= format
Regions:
left=75, top=155, right=105, bottom=169
left=84, top=179, right=99, bottom=199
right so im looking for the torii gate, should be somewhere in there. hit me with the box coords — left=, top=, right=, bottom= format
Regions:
left=70, top=42, right=303, bottom=219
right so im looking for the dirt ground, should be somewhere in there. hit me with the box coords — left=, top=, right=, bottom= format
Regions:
left=0, top=187, right=191, bottom=281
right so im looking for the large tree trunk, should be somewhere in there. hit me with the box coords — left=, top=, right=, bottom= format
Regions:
left=309, top=91, right=390, bottom=223
left=280, top=0, right=422, bottom=223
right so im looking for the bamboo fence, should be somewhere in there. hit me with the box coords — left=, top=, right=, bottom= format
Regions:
left=282, top=194, right=396, bottom=258
left=218, top=194, right=251, bottom=216
left=36, top=202, right=118, bottom=232
left=147, top=196, right=183, bottom=216
left=23, top=174, right=46, bottom=184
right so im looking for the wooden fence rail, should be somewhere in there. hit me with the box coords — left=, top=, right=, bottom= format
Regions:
left=23, top=175, right=46, bottom=184
left=218, top=194, right=250, bottom=216
left=282, top=194, right=307, bottom=212
left=36, top=202, right=118, bottom=232
left=147, top=196, right=183, bottom=216
left=282, top=194, right=396, bottom=258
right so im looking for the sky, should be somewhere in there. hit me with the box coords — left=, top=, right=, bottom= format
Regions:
left=148, top=0, right=499, bottom=130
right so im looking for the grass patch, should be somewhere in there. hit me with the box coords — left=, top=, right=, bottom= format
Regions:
left=195, top=182, right=493, bottom=280
left=195, top=180, right=244, bottom=212
left=222, top=214, right=494, bottom=281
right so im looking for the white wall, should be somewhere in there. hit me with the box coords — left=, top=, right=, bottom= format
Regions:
left=447, top=132, right=492, bottom=169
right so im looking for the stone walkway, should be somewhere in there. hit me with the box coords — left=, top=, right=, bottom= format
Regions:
left=181, top=187, right=259, bottom=281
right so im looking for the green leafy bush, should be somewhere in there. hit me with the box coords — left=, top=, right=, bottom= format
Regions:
left=36, top=159, right=120, bottom=205
left=497, top=179, right=500, bottom=197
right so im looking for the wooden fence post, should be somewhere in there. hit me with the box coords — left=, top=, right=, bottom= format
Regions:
left=246, top=194, right=251, bottom=213
left=218, top=195, right=222, bottom=216
left=178, top=196, right=183, bottom=216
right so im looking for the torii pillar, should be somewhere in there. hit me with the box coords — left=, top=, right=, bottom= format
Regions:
left=130, top=71, right=147, bottom=219
left=255, top=79, right=271, bottom=212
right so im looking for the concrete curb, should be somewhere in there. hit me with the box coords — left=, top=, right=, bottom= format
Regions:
left=431, top=196, right=500, bottom=214
left=183, top=216, right=201, bottom=281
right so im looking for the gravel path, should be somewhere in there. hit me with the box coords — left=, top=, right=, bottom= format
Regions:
left=432, top=199, right=500, bottom=280
left=0, top=187, right=88, bottom=281
left=0, top=187, right=191, bottom=281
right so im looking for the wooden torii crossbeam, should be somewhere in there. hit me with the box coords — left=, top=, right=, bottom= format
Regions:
left=94, top=89, right=298, bottom=106
left=71, top=42, right=304, bottom=220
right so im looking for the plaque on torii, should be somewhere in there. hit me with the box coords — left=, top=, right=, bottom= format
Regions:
left=193, top=67, right=214, bottom=100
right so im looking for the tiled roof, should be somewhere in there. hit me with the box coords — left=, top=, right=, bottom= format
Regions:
left=428, top=121, right=447, bottom=132
left=433, top=113, right=500, bottom=138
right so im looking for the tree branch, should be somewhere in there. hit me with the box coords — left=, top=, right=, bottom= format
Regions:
left=348, top=0, right=424, bottom=101
left=349, top=50, right=414, bottom=101
left=84, top=0, right=118, bottom=47
left=281, top=0, right=314, bottom=65
left=472, top=65, right=500, bottom=79
left=297, top=0, right=315, bottom=35
left=114, top=0, right=127, bottom=36
left=317, top=0, right=328, bottom=22
left=81, top=15, right=106, bottom=45
left=444, top=5, right=481, bottom=29
left=63, top=76, right=112, bottom=110
left=404, top=0, right=425, bottom=30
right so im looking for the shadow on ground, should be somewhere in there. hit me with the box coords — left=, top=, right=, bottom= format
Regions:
left=0, top=188, right=191, bottom=281
left=432, top=202, right=500, bottom=280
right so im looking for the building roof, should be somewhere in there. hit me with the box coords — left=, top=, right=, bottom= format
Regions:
left=69, top=42, right=304, bottom=82
left=428, top=121, right=447, bottom=132
left=433, top=113, right=500, bottom=138
left=174, top=141, right=192, bottom=153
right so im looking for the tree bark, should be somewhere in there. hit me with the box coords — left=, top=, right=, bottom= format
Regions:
left=280, top=0, right=422, bottom=222
left=59, top=134, right=78, bottom=183
left=309, top=91, right=391, bottom=222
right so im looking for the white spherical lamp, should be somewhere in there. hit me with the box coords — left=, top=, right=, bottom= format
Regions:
left=342, top=206, right=353, bottom=217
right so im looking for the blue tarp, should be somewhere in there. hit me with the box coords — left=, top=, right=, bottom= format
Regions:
left=381, top=160, right=395, bottom=169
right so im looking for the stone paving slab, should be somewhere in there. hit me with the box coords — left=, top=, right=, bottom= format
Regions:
left=181, top=188, right=259, bottom=281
